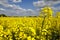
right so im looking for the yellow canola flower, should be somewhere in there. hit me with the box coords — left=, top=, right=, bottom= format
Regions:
left=32, top=37, right=35, bottom=40
left=41, top=7, right=53, bottom=16
left=0, top=34, right=3, bottom=37
left=0, top=25, right=3, bottom=30
left=45, top=25, right=49, bottom=29
left=0, top=37, right=3, bottom=40
left=29, top=27, right=36, bottom=35
left=9, top=38, right=12, bottom=40
left=27, top=36, right=31, bottom=40
left=19, top=32, right=24, bottom=38
left=23, top=34, right=27, bottom=38
left=42, top=7, right=52, bottom=12
left=0, top=7, right=59, bottom=40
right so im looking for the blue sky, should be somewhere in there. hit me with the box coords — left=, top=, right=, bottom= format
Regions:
left=0, top=0, right=60, bottom=16
left=8, top=0, right=37, bottom=9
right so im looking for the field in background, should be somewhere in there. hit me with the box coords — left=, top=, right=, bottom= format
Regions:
left=0, top=7, right=60, bottom=40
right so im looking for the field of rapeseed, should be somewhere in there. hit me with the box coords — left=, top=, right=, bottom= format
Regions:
left=0, top=7, right=60, bottom=40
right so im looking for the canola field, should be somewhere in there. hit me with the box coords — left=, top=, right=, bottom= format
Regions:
left=0, top=7, right=60, bottom=40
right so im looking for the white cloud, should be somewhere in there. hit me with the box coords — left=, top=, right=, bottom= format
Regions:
left=26, top=9, right=36, bottom=16
left=7, top=5, right=13, bottom=7
left=33, top=0, right=60, bottom=7
left=33, top=1, right=46, bottom=7
left=44, top=0, right=60, bottom=1
left=51, top=6, right=60, bottom=11
left=33, top=0, right=60, bottom=16
left=0, top=0, right=8, bottom=7
left=0, top=8, right=5, bottom=11
left=0, top=3, right=37, bottom=16
left=13, top=0, right=22, bottom=3
left=0, top=0, right=22, bottom=7
left=50, top=6, right=60, bottom=16
left=0, top=0, right=37, bottom=16
left=46, top=1, right=60, bottom=6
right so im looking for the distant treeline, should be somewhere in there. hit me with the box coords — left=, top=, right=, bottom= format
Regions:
left=0, top=14, right=38, bottom=17
left=0, top=14, right=7, bottom=17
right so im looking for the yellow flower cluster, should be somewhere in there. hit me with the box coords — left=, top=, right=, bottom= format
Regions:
left=0, top=7, right=60, bottom=40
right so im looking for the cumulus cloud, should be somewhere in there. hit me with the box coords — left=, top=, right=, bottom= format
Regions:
left=0, top=0, right=9, bottom=7
left=13, top=0, right=22, bottom=3
left=0, top=0, right=37, bottom=16
left=0, top=4, right=37, bottom=16
left=51, top=6, right=60, bottom=11
left=33, top=0, right=60, bottom=13
left=0, top=8, right=5, bottom=11
left=33, top=0, right=60, bottom=7
left=44, top=0, right=60, bottom=1
left=33, top=1, right=46, bottom=7
left=0, top=7, right=36, bottom=16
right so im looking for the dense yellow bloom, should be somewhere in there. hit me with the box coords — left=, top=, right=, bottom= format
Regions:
left=0, top=25, right=3, bottom=30
left=27, top=36, right=31, bottom=40
left=29, top=27, right=36, bottom=35
left=41, top=7, right=53, bottom=14
left=32, top=37, right=35, bottom=40
left=0, top=7, right=60, bottom=40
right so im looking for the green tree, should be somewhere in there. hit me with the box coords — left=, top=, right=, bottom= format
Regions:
left=0, top=14, right=7, bottom=17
